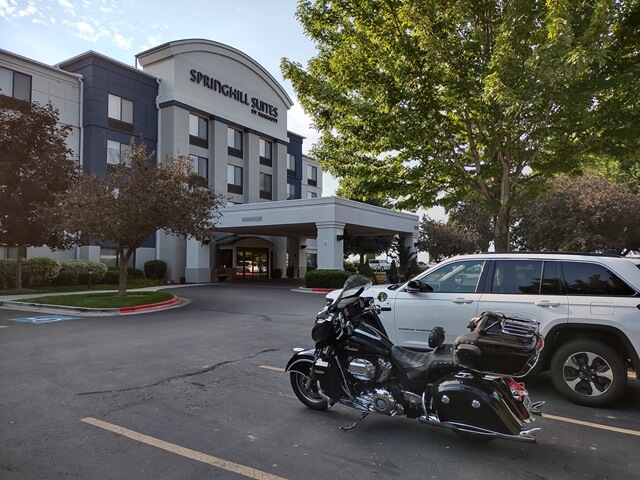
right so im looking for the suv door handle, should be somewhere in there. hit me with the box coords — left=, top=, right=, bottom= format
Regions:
left=535, top=300, right=561, bottom=307
left=452, top=298, right=473, bottom=304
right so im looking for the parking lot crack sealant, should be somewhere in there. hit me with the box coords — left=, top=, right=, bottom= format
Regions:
left=76, top=348, right=279, bottom=396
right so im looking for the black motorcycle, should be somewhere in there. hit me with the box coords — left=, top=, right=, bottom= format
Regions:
left=286, top=275, right=545, bottom=443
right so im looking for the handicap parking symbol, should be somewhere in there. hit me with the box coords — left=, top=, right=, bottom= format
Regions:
left=10, top=315, right=81, bottom=324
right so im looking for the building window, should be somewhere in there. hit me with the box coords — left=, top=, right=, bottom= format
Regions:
left=287, top=153, right=297, bottom=176
left=259, top=138, right=273, bottom=166
left=287, top=183, right=297, bottom=200
left=227, top=126, right=243, bottom=158
left=307, top=191, right=318, bottom=199
left=189, top=154, right=208, bottom=180
left=107, top=94, right=134, bottom=133
left=100, top=247, right=118, bottom=268
left=189, top=114, right=208, bottom=148
left=0, top=66, right=32, bottom=102
left=228, top=164, right=243, bottom=194
left=260, top=173, right=272, bottom=200
left=107, top=140, right=130, bottom=172
left=308, top=164, right=318, bottom=186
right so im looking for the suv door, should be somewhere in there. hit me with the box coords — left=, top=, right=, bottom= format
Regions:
left=477, top=259, right=569, bottom=335
left=393, top=259, right=486, bottom=347
left=549, top=260, right=639, bottom=405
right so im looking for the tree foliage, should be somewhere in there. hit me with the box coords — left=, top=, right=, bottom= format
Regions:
left=418, top=216, right=483, bottom=262
left=62, top=141, right=224, bottom=296
left=512, top=175, right=640, bottom=254
left=282, top=0, right=640, bottom=252
left=343, top=231, right=394, bottom=271
left=0, top=96, right=78, bottom=288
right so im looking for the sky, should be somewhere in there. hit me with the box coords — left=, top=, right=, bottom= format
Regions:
left=0, top=0, right=445, bottom=231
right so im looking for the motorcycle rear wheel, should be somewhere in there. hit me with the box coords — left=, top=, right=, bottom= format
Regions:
left=290, top=371, right=328, bottom=411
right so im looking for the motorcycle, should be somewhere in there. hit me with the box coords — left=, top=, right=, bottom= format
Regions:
left=286, top=275, right=545, bottom=443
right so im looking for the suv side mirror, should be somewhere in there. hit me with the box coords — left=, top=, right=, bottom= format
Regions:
left=406, top=280, right=433, bottom=293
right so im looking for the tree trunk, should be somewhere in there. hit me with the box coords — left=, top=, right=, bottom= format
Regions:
left=358, top=253, right=365, bottom=272
left=493, top=206, right=511, bottom=252
left=14, top=244, right=26, bottom=289
left=118, top=249, right=129, bottom=297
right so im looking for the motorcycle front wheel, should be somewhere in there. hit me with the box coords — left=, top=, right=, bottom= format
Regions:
left=290, top=371, right=328, bottom=411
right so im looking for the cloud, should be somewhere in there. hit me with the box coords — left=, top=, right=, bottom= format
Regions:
left=62, top=18, right=110, bottom=42
left=113, top=32, right=132, bottom=49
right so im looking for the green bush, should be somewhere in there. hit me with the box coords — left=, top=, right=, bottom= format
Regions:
left=57, top=259, right=108, bottom=285
left=0, top=259, right=16, bottom=290
left=104, top=268, right=120, bottom=284
left=23, top=257, right=61, bottom=287
left=305, top=269, right=353, bottom=288
left=343, top=261, right=357, bottom=273
left=127, top=267, right=144, bottom=280
left=144, top=260, right=167, bottom=280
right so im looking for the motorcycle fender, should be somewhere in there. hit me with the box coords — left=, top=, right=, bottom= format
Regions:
left=430, top=373, right=529, bottom=436
left=285, top=349, right=316, bottom=374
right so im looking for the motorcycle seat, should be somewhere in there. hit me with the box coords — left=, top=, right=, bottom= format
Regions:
left=391, top=346, right=458, bottom=384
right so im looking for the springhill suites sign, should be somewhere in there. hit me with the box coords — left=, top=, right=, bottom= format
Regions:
left=189, top=69, right=279, bottom=123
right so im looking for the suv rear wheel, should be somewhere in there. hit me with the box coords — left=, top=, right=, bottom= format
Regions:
left=550, top=340, right=627, bottom=407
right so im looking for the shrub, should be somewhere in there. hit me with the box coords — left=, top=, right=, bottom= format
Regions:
left=127, top=267, right=145, bottom=280
left=104, top=268, right=120, bottom=284
left=407, top=260, right=422, bottom=278
left=21, top=257, right=61, bottom=287
left=343, top=261, right=357, bottom=273
left=0, top=259, right=16, bottom=290
left=58, top=259, right=108, bottom=285
left=144, top=260, right=167, bottom=280
left=305, top=269, right=353, bottom=289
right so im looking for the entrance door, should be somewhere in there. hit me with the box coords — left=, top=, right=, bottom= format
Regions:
left=236, top=248, right=269, bottom=278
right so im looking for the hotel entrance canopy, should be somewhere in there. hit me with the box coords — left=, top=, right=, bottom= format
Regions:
left=215, top=196, right=419, bottom=269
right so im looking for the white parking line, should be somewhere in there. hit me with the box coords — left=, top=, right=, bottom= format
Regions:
left=542, top=413, right=640, bottom=437
left=81, top=417, right=288, bottom=480
left=259, top=365, right=285, bottom=372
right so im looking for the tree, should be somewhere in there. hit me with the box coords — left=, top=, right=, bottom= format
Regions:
left=282, top=0, right=640, bottom=252
left=62, top=141, right=224, bottom=296
left=447, top=200, right=493, bottom=252
left=0, top=96, right=78, bottom=288
left=343, top=231, right=394, bottom=272
left=418, top=216, right=481, bottom=262
left=512, top=175, right=640, bottom=255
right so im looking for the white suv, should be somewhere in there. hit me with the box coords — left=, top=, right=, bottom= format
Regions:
left=368, top=259, right=391, bottom=272
left=328, top=252, right=640, bottom=407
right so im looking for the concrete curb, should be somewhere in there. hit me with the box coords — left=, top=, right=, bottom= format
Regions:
left=0, top=295, right=185, bottom=317
left=293, top=287, right=336, bottom=295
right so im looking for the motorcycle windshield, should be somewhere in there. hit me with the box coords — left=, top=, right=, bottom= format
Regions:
left=332, top=275, right=372, bottom=307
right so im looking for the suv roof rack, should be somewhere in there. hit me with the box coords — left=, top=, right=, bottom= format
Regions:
left=478, top=251, right=624, bottom=258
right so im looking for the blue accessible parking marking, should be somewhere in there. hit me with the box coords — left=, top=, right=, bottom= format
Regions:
left=10, top=315, right=81, bottom=324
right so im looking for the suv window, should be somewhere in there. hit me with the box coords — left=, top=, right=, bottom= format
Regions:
left=420, top=260, right=484, bottom=293
left=562, top=261, right=636, bottom=296
left=490, top=260, right=564, bottom=295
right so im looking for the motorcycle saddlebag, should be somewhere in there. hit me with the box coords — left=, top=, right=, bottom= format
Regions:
left=453, top=312, right=540, bottom=377
left=431, top=372, right=529, bottom=435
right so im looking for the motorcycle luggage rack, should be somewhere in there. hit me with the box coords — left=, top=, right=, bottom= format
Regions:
left=479, top=312, right=539, bottom=339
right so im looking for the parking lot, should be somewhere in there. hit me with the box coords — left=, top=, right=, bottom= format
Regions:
left=1, top=283, right=639, bottom=479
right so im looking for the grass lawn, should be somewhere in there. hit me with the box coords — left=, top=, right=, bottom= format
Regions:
left=15, top=291, right=174, bottom=309
left=0, top=280, right=164, bottom=296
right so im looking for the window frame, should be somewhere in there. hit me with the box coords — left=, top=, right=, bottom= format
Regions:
left=227, top=126, right=243, bottom=158
left=287, top=153, right=297, bottom=176
left=259, top=138, right=273, bottom=166
left=259, top=172, right=273, bottom=200
left=308, top=164, right=318, bottom=186
left=189, top=113, right=209, bottom=148
left=107, top=140, right=131, bottom=171
left=189, top=154, right=209, bottom=180
left=0, top=66, right=32, bottom=102
left=227, top=164, right=243, bottom=194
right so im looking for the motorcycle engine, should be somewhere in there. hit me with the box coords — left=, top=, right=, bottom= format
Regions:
left=347, top=357, right=399, bottom=415
left=347, top=357, right=394, bottom=382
